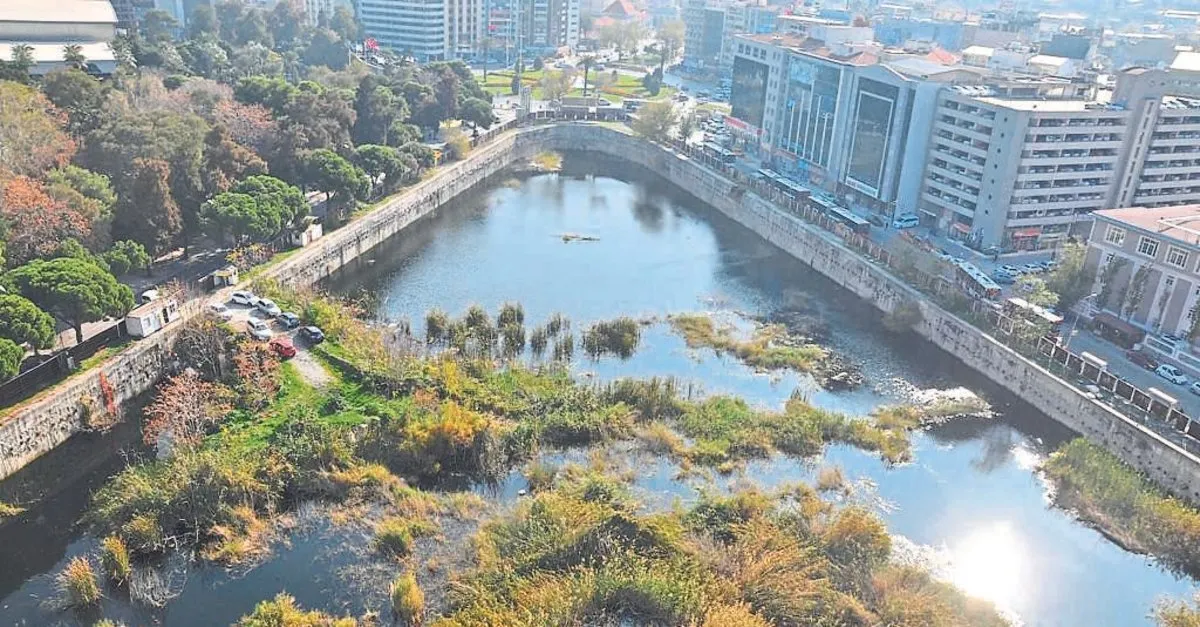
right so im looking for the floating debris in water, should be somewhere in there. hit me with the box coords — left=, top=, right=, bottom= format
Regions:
left=560, top=233, right=600, bottom=242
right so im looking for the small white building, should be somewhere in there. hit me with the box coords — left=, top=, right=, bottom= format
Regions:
left=0, top=0, right=117, bottom=43
left=125, top=297, right=181, bottom=339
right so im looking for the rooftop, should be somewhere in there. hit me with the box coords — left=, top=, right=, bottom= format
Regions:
left=971, top=92, right=1118, bottom=112
left=1172, top=51, right=1200, bottom=73
left=0, top=0, right=117, bottom=25
left=1096, top=205, right=1200, bottom=247
left=738, top=32, right=878, bottom=65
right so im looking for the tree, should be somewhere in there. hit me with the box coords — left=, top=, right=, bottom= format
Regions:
left=539, top=70, right=574, bottom=102
left=113, top=158, right=183, bottom=256
left=41, top=69, right=109, bottom=136
left=400, top=142, right=435, bottom=170
left=202, top=125, right=267, bottom=197
left=353, top=77, right=407, bottom=145
left=1045, top=242, right=1097, bottom=313
left=1, top=176, right=91, bottom=266
left=142, top=10, right=179, bottom=43
left=659, top=21, right=685, bottom=66
left=201, top=192, right=262, bottom=245
left=231, top=175, right=308, bottom=227
left=7, top=257, right=134, bottom=344
left=444, top=128, right=470, bottom=161
left=0, top=82, right=76, bottom=176
left=189, top=4, right=219, bottom=38
left=280, top=86, right=355, bottom=153
left=1016, top=275, right=1059, bottom=309
left=459, top=97, right=495, bottom=130
left=678, top=112, right=698, bottom=142
left=268, top=0, right=307, bottom=50
left=234, top=9, right=273, bottom=48
left=631, top=101, right=678, bottom=142
left=303, top=28, right=348, bottom=71
left=175, top=315, right=237, bottom=380
left=0, top=44, right=33, bottom=83
left=579, top=56, right=594, bottom=96
left=0, top=338, right=21, bottom=380
left=142, top=371, right=235, bottom=448
left=0, top=294, right=55, bottom=350
left=102, top=240, right=152, bottom=276
left=63, top=44, right=86, bottom=70
left=301, top=149, right=368, bottom=223
left=234, top=75, right=298, bottom=115
left=354, top=144, right=408, bottom=194
left=330, top=6, right=359, bottom=42
left=45, top=165, right=116, bottom=246
left=234, top=343, right=281, bottom=409
left=231, top=43, right=283, bottom=79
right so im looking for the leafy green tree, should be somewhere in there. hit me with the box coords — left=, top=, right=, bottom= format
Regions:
left=231, top=43, right=283, bottom=79
left=0, top=339, right=22, bottom=380
left=231, top=175, right=308, bottom=227
left=216, top=0, right=245, bottom=42
left=234, top=75, right=298, bottom=115
left=1045, top=242, right=1097, bottom=313
left=234, top=8, right=273, bottom=48
left=177, top=37, right=231, bottom=79
left=202, top=125, right=267, bottom=196
left=113, top=158, right=183, bottom=256
left=1016, top=275, right=1060, bottom=309
left=353, top=76, right=408, bottom=145
left=303, top=29, right=348, bottom=70
left=387, top=122, right=422, bottom=147
left=354, top=144, right=409, bottom=195
left=302, top=149, right=368, bottom=223
left=62, top=44, right=86, bottom=70
left=460, top=97, right=495, bottom=130
left=281, top=86, right=355, bottom=152
left=102, top=240, right=152, bottom=276
left=41, top=69, right=109, bottom=136
left=631, top=101, right=677, bottom=142
left=7, top=257, right=134, bottom=344
left=189, top=4, right=219, bottom=38
left=142, top=10, right=179, bottom=43
left=330, top=6, right=359, bottom=42
left=45, top=165, right=116, bottom=243
left=201, top=192, right=271, bottom=245
left=268, top=0, right=307, bottom=49
left=400, top=142, right=435, bottom=169
left=0, top=294, right=55, bottom=350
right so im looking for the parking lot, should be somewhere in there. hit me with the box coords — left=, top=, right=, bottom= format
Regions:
left=209, top=293, right=331, bottom=386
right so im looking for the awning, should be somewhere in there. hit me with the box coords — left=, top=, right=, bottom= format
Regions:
left=951, top=222, right=971, bottom=233
left=1093, top=311, right=1145, bottom=338
left=1011, top=228, right=1041, bottom=238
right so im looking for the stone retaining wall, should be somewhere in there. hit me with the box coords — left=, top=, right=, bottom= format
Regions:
left=6, top=122, right=1200, bottom=504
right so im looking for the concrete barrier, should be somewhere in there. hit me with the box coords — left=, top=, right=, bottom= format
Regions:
left=6, top=121, right=1200, bottom=505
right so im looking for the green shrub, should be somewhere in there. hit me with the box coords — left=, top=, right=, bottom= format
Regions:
left=236, top=592, right=357, bottom=626
left=375, top=518, right=415, bottom=557
left=581, top=317, right=641, bottom=359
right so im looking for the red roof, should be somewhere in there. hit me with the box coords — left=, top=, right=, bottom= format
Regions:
left=924, top=47, right=960, bottom=65
left=604, top=0, right=638, bottom=17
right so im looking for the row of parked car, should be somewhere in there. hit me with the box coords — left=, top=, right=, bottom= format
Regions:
left=207, top=290, right=326, bottom=358
left=1124, top=349, right=1200, bottom=395
left=992, top=260, right=1057, bottom=284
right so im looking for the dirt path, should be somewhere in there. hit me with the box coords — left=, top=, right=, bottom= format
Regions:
left=291, top=348, right=333, bottom=388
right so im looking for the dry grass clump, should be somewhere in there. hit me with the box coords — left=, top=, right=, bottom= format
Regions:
left=815, top=466, right=847, bottom=493
left=375, top=517, right=416, bottom=558
left=57, top=556, right=101, bottom=608
left=391, top=571, right=425, bottom=625
left=236, top=592, right=357, bottom=626
left=100, top=535, right=132, bottom=584
left=669, top=314, right=826, bottom=372
left=0, top=499, right=24, bottom=519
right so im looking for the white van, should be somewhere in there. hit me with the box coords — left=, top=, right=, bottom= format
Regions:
left=892, top=214, right=920, bottom=229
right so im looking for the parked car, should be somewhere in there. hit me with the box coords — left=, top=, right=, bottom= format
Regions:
left=1021, top=263, right=1045, bottom=274
left=866, top=214, right=886, bottom=227
left=892, top=214, right=920, bottom=229
left=992, top=270, right=1017, bottom=284
left=140, top=289, right=159, bottom=304
left=1125, top=350, right=1159, bottom=371
left=231, top=290, right=257, bottom=306
left=208, top=302, right=234, bottom=321
left=300, top=326, right=326, bottom=343
left=278, top=312, right=301, bottom=329
left=1036, top=260, right=1056, bottom=272
left=269, top=336, right=297, bottom=359
left=247, top=318, right=272, bottom=341
left=256, top=297, right=282, bottom=317
left=1190, top=381, right=1200, bottom=396
left=1156, top=363, right=1189, bottom=385
left=1001, top=264, right=1022, bottom=275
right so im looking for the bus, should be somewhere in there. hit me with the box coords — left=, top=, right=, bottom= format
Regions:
left=825, top=204, right=871, bottom=235
left=955, top=262, right=1002, bottom=300
left=701, top=142, right=738, bottom=164
left=1004, top=297, right=1064, bottom=339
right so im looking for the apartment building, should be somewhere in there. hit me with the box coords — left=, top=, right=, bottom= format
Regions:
left=357, top=0, right=453, bottom=59
left=1085, top=206, right=1200, bottom=365
left=920, top=85, right=1127, bottom=249
left=358, top=0, right=572, bottom=59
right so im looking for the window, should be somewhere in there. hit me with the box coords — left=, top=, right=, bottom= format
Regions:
left=1104, top=226, right=1125, bottom=246
left=1138, top=236, right=1160, bottom=258
left=1167, top=246, right=1189, bottom=268
left=1105, top=252, right=1115, bottom=264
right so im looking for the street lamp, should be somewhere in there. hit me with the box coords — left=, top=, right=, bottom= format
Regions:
left=1064, top=292, right=1098, bottom=351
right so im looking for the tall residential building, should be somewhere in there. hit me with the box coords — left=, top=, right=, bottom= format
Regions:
left=357, top=0, right=574, bottom=59
left=728, top=33, right=971, bottom=218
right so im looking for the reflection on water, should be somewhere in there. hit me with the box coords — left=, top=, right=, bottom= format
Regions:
left=949, top=521, right=1029, bottom=616
left=1, top=164, right=1196, bottom=626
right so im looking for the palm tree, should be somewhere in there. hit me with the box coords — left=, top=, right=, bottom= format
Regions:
left=580, top=55, right=594, bottom=97
left=63, top=44, right=86, bottom=70
left=11, top=44, right=33, bottom=70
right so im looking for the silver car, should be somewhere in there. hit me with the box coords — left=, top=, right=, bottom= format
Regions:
left=246, top=318, right=272, bottom=341
left=256, top=298, right=282, bottom=317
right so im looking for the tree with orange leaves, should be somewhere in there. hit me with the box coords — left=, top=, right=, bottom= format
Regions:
left=0, top=175, right=91, bottom=266
left=0, top=81, right=75, bottom=177
left=143, top=371, right=235, bottom=449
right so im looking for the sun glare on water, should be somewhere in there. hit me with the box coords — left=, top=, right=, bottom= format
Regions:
left=948, top=521, right=1028, bottom=613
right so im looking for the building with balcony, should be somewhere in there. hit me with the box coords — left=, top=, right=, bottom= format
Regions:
left=1084, top=206, right=1200, bottom=361
left=0, top=0, right=119, bottom=75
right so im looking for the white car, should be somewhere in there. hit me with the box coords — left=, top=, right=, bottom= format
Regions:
left=246, top=318, right=272, bottom=341
left=231, top=291, right=257, bottom=306
left=208, top=302, right=234, bottom=321
left=1156, top=364, right=1189, bottom=385
left=892, top=214, right=920, bottom=229
left=256, top=298, right=282, bottom=317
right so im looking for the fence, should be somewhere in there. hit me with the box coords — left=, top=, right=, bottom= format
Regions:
left=0, top=323, right=128, bottom=407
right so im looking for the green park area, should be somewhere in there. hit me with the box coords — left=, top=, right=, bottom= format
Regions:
left=476, top=68, right=676, bottom=103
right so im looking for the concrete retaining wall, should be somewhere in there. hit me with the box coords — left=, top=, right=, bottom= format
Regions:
left=6, top=122, right=1200, bottom=503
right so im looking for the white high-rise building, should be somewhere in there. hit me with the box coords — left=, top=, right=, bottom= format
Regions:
left=357, top=0, right=572, bottom=59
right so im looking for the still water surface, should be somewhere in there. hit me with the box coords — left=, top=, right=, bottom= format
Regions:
left=0, top=160, right=1194, bottom=625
